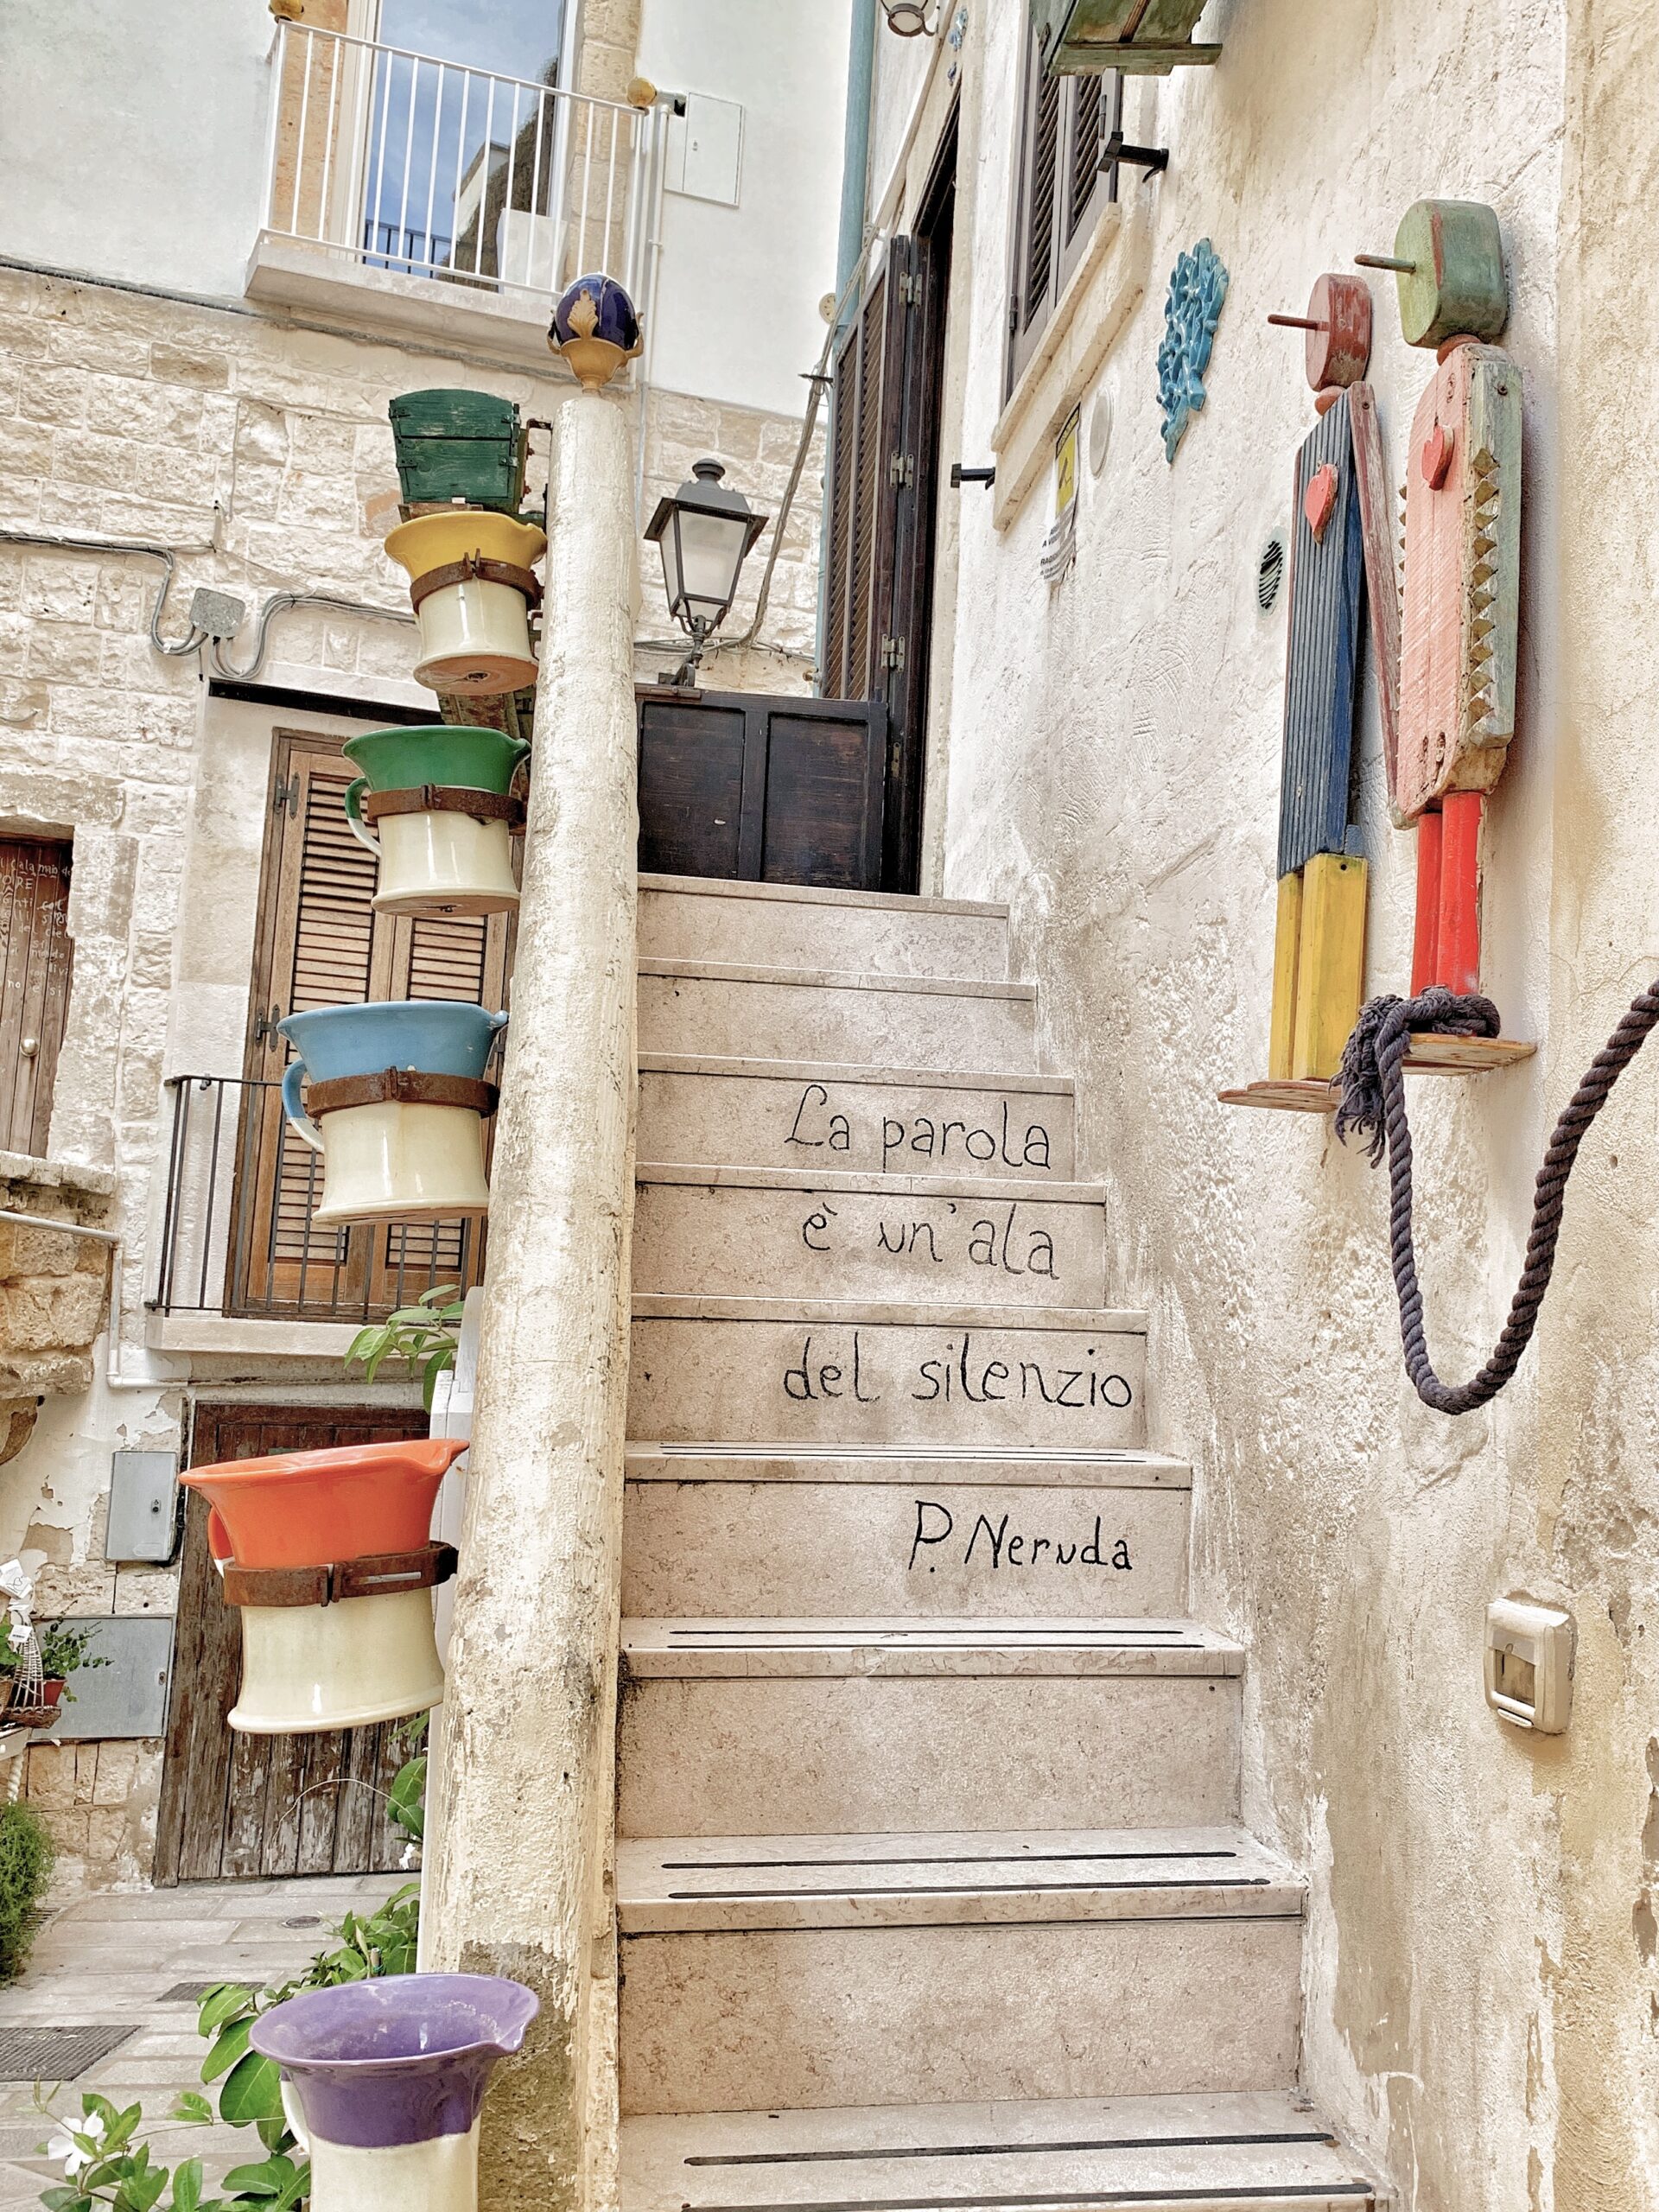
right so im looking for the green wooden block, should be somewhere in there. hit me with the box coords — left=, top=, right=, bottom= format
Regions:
left=1392, top=200, right=1509, bottom=349
left=1031, top=0, right=1219, bottom=72
left=388, top=389, right=527, bottom=513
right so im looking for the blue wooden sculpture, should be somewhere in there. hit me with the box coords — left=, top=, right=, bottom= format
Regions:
left=1156, top=238, right=1228, bottom=461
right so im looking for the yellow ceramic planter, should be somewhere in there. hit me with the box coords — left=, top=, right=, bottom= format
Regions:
left=384, top=512, right=547, bottom=696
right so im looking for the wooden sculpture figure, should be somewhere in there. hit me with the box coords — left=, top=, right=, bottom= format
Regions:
left=1260, top=275, right=1399, bottom=1086
left=1360, top=200, right=1522, bottom=995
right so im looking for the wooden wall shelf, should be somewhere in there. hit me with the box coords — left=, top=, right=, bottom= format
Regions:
left=1219, top=1033, right=1536, bottom=1113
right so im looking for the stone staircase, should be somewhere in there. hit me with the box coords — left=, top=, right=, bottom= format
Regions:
left=617, top=876, right=1390, bottom=2212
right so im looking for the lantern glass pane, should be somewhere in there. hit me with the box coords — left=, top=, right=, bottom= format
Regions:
left=674, top=508, right=748, bottom=623
left=656, top=518, right=684, bottom=620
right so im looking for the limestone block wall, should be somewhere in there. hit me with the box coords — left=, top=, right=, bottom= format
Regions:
left=0, top=264, right=825, bottom=1886
left=636, top=385, right=828, bottom=695
left=876, top=1, right=1659, bottom=2205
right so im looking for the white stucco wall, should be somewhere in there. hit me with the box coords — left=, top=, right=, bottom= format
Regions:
left=874, top=1, right=1659, bottom=2204
left=635, top=0, right=851, bottom=418
left=0, top=0, right=273, bottom=299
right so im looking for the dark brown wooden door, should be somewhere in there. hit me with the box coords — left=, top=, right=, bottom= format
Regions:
left=638, top=687, right=887, bottom=889
left=820, top=111, right=957, bottom=892
left=232, top=728, right=510, bottom=1318
left=154, top=1402, right=434, bottom=1885
left=0, top=839, right=73, bottom=1159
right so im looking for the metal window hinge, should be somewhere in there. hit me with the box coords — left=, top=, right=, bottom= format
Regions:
left=880, top=634, right=906, bottom=672
left=1008, top=296, right=1020, bottom=336
left=888, top=451, right=915, bottom=488
left=271, top=771, right=300, bottom=816
left=898, top=270, right=924, bottom=306
left=251, top=1002, right=284, bottom=1049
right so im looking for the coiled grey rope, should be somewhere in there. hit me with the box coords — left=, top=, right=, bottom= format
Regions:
left=1334, top=982, right=1659, bottom=1414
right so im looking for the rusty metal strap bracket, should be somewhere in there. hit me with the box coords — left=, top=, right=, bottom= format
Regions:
left=408, top=556, right=543, bottom=613
left=360, top=785, right=525, bottom=828
left=223, top=1541, right=459, bottom=1610
left=303, top=1068, right=499, bottom=1118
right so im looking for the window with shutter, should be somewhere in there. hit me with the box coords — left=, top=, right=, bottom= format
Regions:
left=0, top=839, right=73, bottom=1160
left=232, top=727, right=508, bottom=1317
left=1007, top=30, right=1122, bottom=395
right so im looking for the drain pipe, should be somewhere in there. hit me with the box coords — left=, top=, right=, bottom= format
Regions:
left=814, top=0, right=878, bottom=687
left=0, top=1211, right=164, bottom=1395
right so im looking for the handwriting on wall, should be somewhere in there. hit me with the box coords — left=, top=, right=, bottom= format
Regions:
left=800, top=1198, right=1058, bottom=1280
left=908, top=1500, right=1133, bottom=1573
left=783, top=1330, right=1135, bottom=1412
left=786, top=1083, right=1052, bottom=1173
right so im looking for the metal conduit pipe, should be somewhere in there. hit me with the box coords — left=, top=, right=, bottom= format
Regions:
left=0, top=1211, right=165, bottom=1395
left=0, top=524, right=219, bottom=657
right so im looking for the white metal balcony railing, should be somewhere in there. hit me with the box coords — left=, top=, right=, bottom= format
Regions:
left=261, top=19, right=665, bottom=321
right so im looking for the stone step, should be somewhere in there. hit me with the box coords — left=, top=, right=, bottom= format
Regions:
left=614, top=1826, right=1301, bottom=2115
left=638, top=875, right=1011, bottom=982
left=637, top=961, right=1040, bottom=1075
left=621, top=1449, right=1190, bottom=1618
left=627, top=1300, right=1148, bottom=1451
left=620, top=2091, right=1388, bottom=2212
left=617, top=1618, right=1242, bottom=1838
left=638, top=1056, right=1077, bottom=1179
left=632, top=1166, right=1107, bottom=1306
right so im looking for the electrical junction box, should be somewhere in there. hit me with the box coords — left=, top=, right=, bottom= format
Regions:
left=1484, top=1597, right=1573, bottom=1733
left=665, top=94, right=743, bottom=206
left=45, top=1618, right=174, bottom=1740
left=105, top=1449, right=181, bottom=1563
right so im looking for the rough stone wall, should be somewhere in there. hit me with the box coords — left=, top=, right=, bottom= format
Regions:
left=636, top=385, right=827, bottom=695
left=893, top=2, right=1659, bottom=2205
left=0, top=263, right=823, bottom=1886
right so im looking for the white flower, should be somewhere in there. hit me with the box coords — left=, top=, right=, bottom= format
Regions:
left=47, top=2111, right=104, bottom=2177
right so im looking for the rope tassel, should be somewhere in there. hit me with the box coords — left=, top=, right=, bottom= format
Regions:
left=1334, top=984, right=1659, bottom=1414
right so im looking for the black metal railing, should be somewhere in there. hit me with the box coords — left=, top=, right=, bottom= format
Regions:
left=149, top=1074, right=488, bottom=1325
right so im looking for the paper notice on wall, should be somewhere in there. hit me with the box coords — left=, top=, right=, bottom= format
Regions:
left=1040, top=406, right=1080, bottom=586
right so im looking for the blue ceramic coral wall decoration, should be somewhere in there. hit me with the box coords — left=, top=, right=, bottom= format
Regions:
left=1156, top=238, right=1229, bottom=462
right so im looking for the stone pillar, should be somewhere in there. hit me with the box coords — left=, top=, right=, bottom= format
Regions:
left=420, top=391, right=638, bottom=2212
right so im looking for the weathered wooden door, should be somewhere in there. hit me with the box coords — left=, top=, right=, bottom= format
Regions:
left=637, top=687, right=887, bottom=889
left=232, top=727, right=509, bottom=1318
left=0, top=838, right=73, bottom=1159
left=155, top=1402, right=435, bottom=1885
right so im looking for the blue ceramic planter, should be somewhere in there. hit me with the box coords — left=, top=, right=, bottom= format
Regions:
left=279, top=1002, right=507, bottom=1084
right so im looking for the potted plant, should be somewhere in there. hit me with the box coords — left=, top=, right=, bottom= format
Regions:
left=33, top=1621, right=110, bottom=1707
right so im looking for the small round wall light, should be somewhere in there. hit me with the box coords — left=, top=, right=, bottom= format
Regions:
left=1087, top=390, right=1114, bottom=479
left=880, top=0, right=939, bottom=32
left=1257, top=532, right=1287, bottom=613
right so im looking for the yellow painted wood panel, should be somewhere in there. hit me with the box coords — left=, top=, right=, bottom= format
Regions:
left=1291, top=854, right=1367, bottom=1081
left=1268, top=872, right=1303, bottom=1082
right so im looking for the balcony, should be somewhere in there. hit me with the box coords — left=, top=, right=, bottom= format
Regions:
left=147, top=1074, right=488, bottom=1359
left=245, top=20, right=667, bottom=360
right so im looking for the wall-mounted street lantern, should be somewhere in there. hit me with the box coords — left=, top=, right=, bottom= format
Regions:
left=644, top=459, right=768, bottom=687
left=880, top=0, right=940, bottom=32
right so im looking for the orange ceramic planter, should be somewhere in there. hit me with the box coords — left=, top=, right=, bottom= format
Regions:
left=181, top=1438, right=466, bottom=1570
left=181, top=1439, right=468, bottom=1734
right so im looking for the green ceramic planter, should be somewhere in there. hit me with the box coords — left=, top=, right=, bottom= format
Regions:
left=340, top=726, right=530, bottom=918
left=340, top=725, right=530, bottom=798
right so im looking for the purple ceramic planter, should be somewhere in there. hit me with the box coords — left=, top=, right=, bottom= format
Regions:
left=251, top=1974, right=538, bottom=2149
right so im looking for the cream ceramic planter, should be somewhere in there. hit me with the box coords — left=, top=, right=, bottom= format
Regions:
left=409, top=574, right=538, bottom=695
left=283, top=1089, right=493, bottom=1224
left=302, top=2120, right=482, bottom=2212
left=352, top=804, right=520, bottom=917
left=230, top=1586, right=446, bottom=1734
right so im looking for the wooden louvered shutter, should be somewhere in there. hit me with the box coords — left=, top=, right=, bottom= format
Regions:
left=822, top=254, right=912, bottom=704
left=1007, top=32, right=1121, bottom=394
left=0, top=839, right=73, bottom=1160
left=232, top=727, right=509, bottom=1316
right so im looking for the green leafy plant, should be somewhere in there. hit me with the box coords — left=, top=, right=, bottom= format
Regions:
left=0, top=1803, right=54, bottom=1983
left=344, top=1285, right=463, bottom=1411
left=385, top=1711, right=428, bottom=1851
left=35, top=1624, right=111, bottom=1700
left=35, top=1885, right=421, bottom=2211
